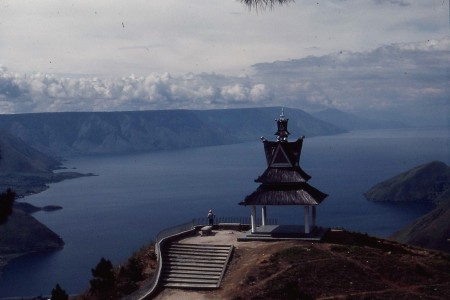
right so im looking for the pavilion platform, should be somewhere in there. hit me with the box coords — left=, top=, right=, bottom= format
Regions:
left=237, top=225, right=329, bottom=242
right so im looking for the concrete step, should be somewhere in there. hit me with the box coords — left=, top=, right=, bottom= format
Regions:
left=171, top=243, right=231, bottom=248
left=162, top=282, right=218, bottom=289
left=168, top=248, right=230, bottom=255
left=162, top=273, right=221, bottom=280
left=164, top=253, right=228, bottom=261
left=166, top=258, right=226, bottom=265
left=168, top=246, right=231, bottom=253
left=166, top=250, right=229, bottom=256
left=164, top=265, right=224, bottom=272
left=170, top=244, right=231, bottom=250
left=169, top=244, right=230, bottom=249
left=166, top=252, right=228, bottom=258
left=163, top=277, right=219, bottom=284
left=162, top=269, right=221, bottom=276
left=165, top=261, right=224, bottom=268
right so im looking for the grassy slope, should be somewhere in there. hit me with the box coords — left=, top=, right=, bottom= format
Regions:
left=220, top=231, right=450, bottom=300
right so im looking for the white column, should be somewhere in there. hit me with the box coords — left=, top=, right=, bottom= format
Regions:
left=312, top=206, right=317, bottom=228
left=251, top=206, right=257, bottom=233
left=304, top=206, right=310, bottom=234
left=261, top=206, right=267, bottom=226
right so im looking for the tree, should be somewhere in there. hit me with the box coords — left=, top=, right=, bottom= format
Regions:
left=51, top=283, right=69, bottom=300
left=89, top=257, right=116, bottom=298
left=0, top=188, right=16, bottom=224
left=125, top=256, right=144, bottom=282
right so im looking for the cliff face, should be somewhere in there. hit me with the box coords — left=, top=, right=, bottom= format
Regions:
left=0, top=107, right=344, bottom=157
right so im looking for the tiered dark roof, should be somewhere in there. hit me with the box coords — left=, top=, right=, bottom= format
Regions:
left=240, top=111, right=327, bottom=206
left=258, top=139, right=311, bottom=183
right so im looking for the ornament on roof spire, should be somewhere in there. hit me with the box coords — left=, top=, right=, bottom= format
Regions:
left=275, top=107, right=290, bottom=142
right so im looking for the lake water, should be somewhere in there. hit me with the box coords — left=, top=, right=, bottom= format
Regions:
left=0, top=128, right=449, bottom=297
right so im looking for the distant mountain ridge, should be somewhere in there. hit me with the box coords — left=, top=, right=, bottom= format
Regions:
left=312, top=108, right=408, bottom=131
left=0, top=107, right=344, bottom=157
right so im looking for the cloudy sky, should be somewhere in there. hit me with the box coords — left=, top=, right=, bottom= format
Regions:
left=0, top=0, right=448, bottom=125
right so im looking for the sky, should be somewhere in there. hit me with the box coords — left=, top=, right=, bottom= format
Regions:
left=0, top=0, right=449, bottom=125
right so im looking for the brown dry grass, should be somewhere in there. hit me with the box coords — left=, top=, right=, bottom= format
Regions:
left=154, top=230, right=450, bottom=300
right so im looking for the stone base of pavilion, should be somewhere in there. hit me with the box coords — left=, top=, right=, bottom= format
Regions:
left=237, top=225, right=329, bottom=242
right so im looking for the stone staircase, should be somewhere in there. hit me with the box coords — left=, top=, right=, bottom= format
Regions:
left=160, top=243, right=233, bottom=289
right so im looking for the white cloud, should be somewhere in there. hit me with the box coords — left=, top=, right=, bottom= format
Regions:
left=0, top=67, right=272, bottom=112
left=250, top=84, right=268, bottom=101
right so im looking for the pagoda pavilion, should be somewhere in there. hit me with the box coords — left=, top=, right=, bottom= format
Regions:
left=239, top=110, right=328, bottom=235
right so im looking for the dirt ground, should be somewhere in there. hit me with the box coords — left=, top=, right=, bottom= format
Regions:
left=152, top=229, right=450, bottom=300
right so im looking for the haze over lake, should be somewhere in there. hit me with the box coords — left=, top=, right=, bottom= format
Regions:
left=0, top=127, right=449, bottom=297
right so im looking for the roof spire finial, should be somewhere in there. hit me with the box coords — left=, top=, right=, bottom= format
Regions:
left=275, top=107, right=289, bottom=142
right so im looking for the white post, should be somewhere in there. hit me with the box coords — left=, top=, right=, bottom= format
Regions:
left=304, top=206, right=310, bottom=234
left=312, top=206, right=317, bottom=228
left=251, top=206, right=257, bottom=233
left=261, top=206, right=267, bottom=226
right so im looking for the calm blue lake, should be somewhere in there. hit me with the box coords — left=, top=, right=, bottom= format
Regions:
left=0, top=128, right=449, bottom=297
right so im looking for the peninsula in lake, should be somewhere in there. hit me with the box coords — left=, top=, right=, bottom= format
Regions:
left=0, top=130, right=92, bottom=271
left=365, top=161, right=450, bottom=252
